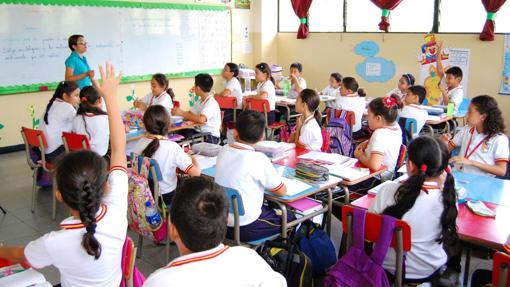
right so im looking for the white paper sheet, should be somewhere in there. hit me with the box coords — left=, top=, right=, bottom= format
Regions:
left=297, top=151, right=352, bottom=166
left=195, top=155, right=217, bottom=170
left=280, top=177, right=312, bottom=196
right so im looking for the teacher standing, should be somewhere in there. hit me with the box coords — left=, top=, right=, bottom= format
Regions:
left=65, top=34, right=94, bottom=89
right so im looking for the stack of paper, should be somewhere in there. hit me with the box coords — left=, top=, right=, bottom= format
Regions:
left=194, top=155, right=217, bottom=170
left=327, top=165, right=370, bottom=181
left=255, top=141, right=296, bottom=158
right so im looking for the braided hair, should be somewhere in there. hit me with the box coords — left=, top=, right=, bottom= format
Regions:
left=141, top=105, right=170, bottom=158
left=56, top=150, right=108, bottom=259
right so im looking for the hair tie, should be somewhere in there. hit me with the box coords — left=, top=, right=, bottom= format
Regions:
left=445, top=166, right=451, bottom=174
left=155, top=135, right=164, bottom=140
left=80, top=97, right=87, bottom=103
left=383, top=96, right=398, bottom=109
left=420, top=164, right=427, bottom=172
left=86, top=224, right=96, bottom=234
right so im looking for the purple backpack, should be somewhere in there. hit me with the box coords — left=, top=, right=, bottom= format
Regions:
left=325, top=208, right=397, bottom=287
left=325, top=108, right=353, bottom=157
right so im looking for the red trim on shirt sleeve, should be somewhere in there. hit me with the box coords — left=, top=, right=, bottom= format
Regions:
left=269, top=182, right=284, bottom=192
left=370, top=151, right=384, bottom=156
left=495, top=158, right=509, bottom=163
left=110, top=165, right=127, bottom=174
left=448, top=140, right=457, bottom=149
left=184, top=164, right=195, bottom=174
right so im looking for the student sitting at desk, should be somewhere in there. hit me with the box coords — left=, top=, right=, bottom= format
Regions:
left=134, top=73, right=175, bottom=113
left=215, top=62, right=243, bottom=127
left=399, top=85, right=428, bottom=138
left=143, top=177, right=286, bottom=287
left=442, top=95, right=509, bottom=177
left=289, top=89, right=323, bottom=151
left=335, top=76, right=367, bottom=139
left=370, top=136, right=458, bottom=284
left=386, top=73, right=415, bottom=100
left=172, top=74, right=221, bottom=144
left=215, top=110, right=294, bottom=242
left=354, top=95, right=403, bottom=182
left=323, top=72, right=343, bottom=108
left=134, top=105, right=201, bottom=206
left=245, top=62, right=277, bottom=125
left=285, top=62, right=307, bottom=99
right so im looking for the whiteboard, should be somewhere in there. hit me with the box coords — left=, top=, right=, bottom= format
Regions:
left=0, top=2, right=231, bottom=93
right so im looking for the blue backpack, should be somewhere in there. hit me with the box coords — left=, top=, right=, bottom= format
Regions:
left=295, top=220, right=337, bottom=277
left=325, top=108, right=353, bottom=157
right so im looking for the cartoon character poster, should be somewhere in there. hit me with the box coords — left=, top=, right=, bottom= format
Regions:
left=418, top=34, right=449, bottom=106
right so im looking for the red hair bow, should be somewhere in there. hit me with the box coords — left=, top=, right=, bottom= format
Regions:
left=80, top=97, right=87, bottom=103
left=383, top=96, right=398, bottom=109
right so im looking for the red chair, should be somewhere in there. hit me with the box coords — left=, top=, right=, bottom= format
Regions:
left=214, top=95, right=238, bottom=123
left=342, top=205, right=411, bottom=287
left=394, top=144, right=408, bottom=178
left=121, top=236, right=138, bottom=287
left=20, top=127, right=58, bottom=220
left=244, top=98, right=285, bottom=140
left=493, top=252, right=510, bottom=287
left=62, top=132, right=91, bottom=153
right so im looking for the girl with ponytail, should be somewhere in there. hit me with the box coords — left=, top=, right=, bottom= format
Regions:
left=134, top=73, right=174, bottom=113
left=289, top=88, right=323, bottom=151
left=134, top=105, right=201, bottom=205
left=370, top=136, right=458, bottom=284
left=72, top=86, right=110, bottom=156
left=38, top=80, right=80, bottom=161
left=0, top=64, right=129, bottom=287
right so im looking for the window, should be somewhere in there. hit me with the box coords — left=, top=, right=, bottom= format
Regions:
left=346, top=0, right=434, bottom=32
left=278, top=0, right=343, bottom=32
left=440, top=0, right=487, bottom=32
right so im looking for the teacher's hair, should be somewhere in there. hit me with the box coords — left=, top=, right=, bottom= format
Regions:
left=68, top=35, right=84, bottom=51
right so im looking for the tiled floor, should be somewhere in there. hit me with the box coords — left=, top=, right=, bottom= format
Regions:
left=0, top=151, right=494, bottom=286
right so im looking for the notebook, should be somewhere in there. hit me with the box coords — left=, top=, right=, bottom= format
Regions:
left=287, top=197, right=322, bottom=213
left=255, top=141, right=296, bottom=158
left=280, top=177, right=313, bottom=196
left=0, top=267, right=51, bottom=287
left=194, top=155, right=217, bottom=170
left=326, top=165, right=370, bottom=181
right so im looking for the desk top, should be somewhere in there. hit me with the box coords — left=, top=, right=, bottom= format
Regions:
left=352, top=194, right=510, bottom=251
left=425, top=115, right=453, bottom=125
left=126, top=122, right=203, bottom=142
left=453, top=171, right=510, bottom=207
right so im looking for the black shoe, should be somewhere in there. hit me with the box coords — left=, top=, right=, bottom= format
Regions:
left=438, top=268, right=460, bottom=287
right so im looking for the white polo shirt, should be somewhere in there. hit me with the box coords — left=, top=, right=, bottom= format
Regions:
left=24, top=167, right=128, bottom=287
left=322, top=86, right=340, bottom=108
left=335, top=94, right=366, bottom=132
left=215, top=143, right=284, bottom=226
left=256, top=80, right=276, bottom=111
left=191, top=95, right=221, bottom=138
left=370, top=181, right=448, bottom=279
left=364, top=123, right=402, bottom=180
left=386, top=87, right=405, bottom=99
left=299, top=115, right=323, bottom=151
left=447, top=85, right=463, bottom=114
left=451, top=126, right=509, bottom=177
left=72, top=114, right=110, bottom=156
left=134, top=137, right=194, bottom=195
left=225, top=77, right=243, bottom=109
left=144, top=244, right=286, bottom=287
left=288, top=77, right=307, bottom=99
left=399, top=104, right=428, bottom=138
left=39, top=98, right=76, bottom=154
left=143, top=91, right=173, bottom=112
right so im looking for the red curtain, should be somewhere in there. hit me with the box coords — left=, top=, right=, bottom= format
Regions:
left=370, top=0, right=404, bottom=32
left=480, top=0, right=506, bottom=41
left=291, top=0, right=313, bottom=39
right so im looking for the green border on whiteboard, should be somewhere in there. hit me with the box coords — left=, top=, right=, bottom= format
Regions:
left=0, top=1, right=229, bottom=95
left=0, top=69, right=222, bottom=96
left=0, top=0, right=226, bottom=11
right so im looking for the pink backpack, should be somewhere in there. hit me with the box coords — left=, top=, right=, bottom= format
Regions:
left=325, top=208, right=397, bottom=287
left=120, top=236, right=145, bottom=287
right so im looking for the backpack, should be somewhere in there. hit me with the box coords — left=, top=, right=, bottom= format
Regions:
left=280, top=123, right=296, bottom=144
left=127, top=155, right=167, bottom=243
left=256, top=238, right=314, bottom=287
left=325, top=108, right=353, bottom=157
left=120, top=236, right=145, bottom=287
left=324, top=208, right=397, bottom=287
left=321, top=129, right=331, bottom=152
left=294, top=220, right=337, bottom=277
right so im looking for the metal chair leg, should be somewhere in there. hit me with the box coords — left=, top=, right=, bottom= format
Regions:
left=52, top=176, right=57, bottom=221
left=31, top=168, right=38, bottom=213
left=165, top=213, right=171, bottom=263
left=0, top=205, right=6, bottom=215
left=137, top=234, right=143, bottom=259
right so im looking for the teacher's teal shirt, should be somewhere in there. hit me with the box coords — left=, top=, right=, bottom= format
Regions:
left=65, top=51, right=92, bottom=89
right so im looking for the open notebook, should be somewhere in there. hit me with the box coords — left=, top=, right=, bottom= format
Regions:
left=0, top=267, right=51, bottom=287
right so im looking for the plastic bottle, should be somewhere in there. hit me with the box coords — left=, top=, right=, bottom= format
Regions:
left=283, top=78, right=291, bottom=97
left=145, top=201, right=162, bottom=229
left=244, top=78, right=251, bottom=92
left=447, top=102, right=455, bottom=117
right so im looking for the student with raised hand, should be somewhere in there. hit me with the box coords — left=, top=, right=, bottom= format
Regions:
left=0, top=63, right=127, bottom=287
left=143, top=177, right=286, bottom=287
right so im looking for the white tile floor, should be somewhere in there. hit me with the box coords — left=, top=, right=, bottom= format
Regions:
left=0, top=150, right=494, bottom=286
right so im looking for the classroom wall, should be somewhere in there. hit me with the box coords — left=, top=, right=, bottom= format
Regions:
left=0, top=1, right=254, bottom=148
left=277, top=33, right=510, bottom=131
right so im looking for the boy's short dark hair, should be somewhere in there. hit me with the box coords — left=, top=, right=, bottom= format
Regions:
left=236, top=110, right=266, bottom=144
left=290, top=62, right=303, bottom=73
left=195, top=73, right=214, bottom=93
left=445, top=66, right=463, bottom=80
left=170, top=177, right=228, bottom=252
left=408, top=85, right=427, bottom=104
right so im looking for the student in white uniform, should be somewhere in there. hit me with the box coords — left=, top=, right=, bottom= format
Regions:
left=172, top=74, right=221, bottom=144
left=443, top=95, right=509, bottom=177
left=322, top=72, right=342, bottom=108
left=38, top=81, right=80, bottom=161
left=215, top=110, right=295, bottom=242
left=386, top=73, right=415, bottom=100
left=144, top=176, right=287, bottom=287
left=134, top=73, right=174, bottom=113
left=354, top=95, right=403, bottom=182
left=135, top=105, right=201, bottom=205
left=289, top=89, right=323, bottom=151
left=245, top=62, right=277, bottom=124
left=0, top=64, right=128, bottom=287
left=399, top=85, right=429, bottom=138
left=72, top=86, right=109, bottom=156
left=439, top=67, right=464, bottom=114
left=286, top=62, right=307, bottom=99
left=370, top=136, right=458, bottom=284
left=334, top=77, right=367, bottom=139
left=215, top=63, right=243, bottom=135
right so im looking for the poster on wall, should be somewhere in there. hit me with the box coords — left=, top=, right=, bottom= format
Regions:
left=418, top=34, right=470, bottom=106
left=235, top=0, right=250, bottom=9
left=500, top=35, right=510, bottom=95
left=354, top=41, right=396, bottom=83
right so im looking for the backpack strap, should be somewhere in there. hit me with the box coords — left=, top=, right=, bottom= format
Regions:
left=139, top=157, right=151, bottom=179
left=130, top=153, right=140, bottom=176
left=370, top=214, right=397, bottom=265
left=352, top=208, right=366, bottom=249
